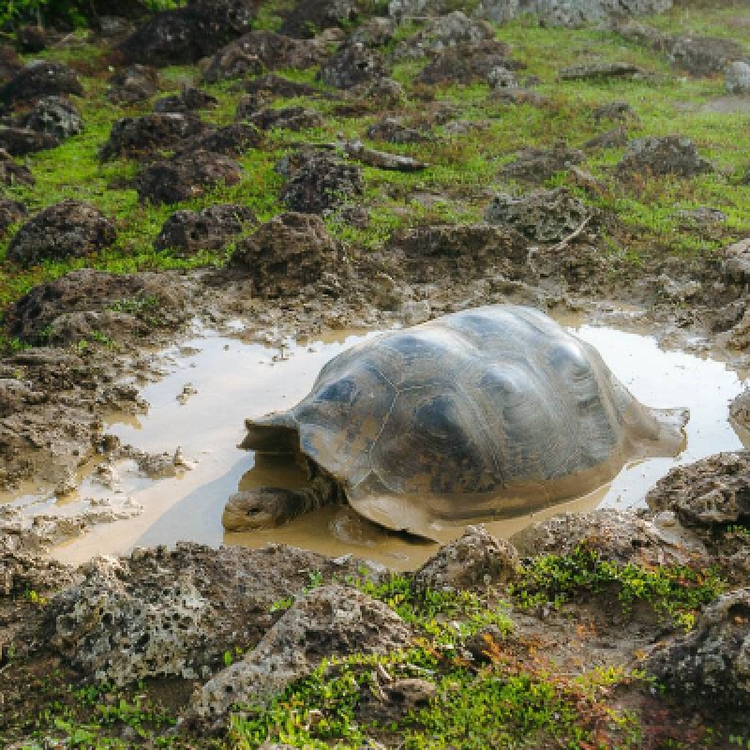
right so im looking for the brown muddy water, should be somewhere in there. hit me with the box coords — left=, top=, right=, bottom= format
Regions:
left=11, top=320, right=748, bottom=571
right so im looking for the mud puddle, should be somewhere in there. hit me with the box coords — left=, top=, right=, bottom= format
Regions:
left=33, top=321, right=749, bottom=571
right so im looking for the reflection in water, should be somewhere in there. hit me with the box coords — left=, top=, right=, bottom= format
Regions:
left=45, top=322, right=749, bottom=570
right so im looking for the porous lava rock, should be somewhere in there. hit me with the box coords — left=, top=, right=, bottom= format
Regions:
left=646, top=452, right=750, bottom=529
left=0, top=126, right=58, bottom=156
left=10, top=269, right=188, bottom=345
left=392, top=11, right=495, bottom=62
left=0, top=149, right=34, bottom=187
left=191, top=585, right=412, bottom=719
left=727, top=61, right=750, bottom=95
left=318, top=42, right=388, bottom=89
left=153, top=86, right=218, bottom=113
left=136, top=150, right=243, bottom=204
left=0, top=198, right=27, bottom=236
left=107, top=64, right=159, bottom=104
left=617, top=135, right=713, bottom=178
left=280, top=0, right=361, bottom=38
left=667, top=34, right=748, bottom=77
left=384, top=222, right=529, bottom=281
left=50, top=544, right=379, bottom=686
left=484, top=188, right=590, bottom=244
left=23, top=96, right=83, bottom=140
left=177, top=123, right=262, bottom=156
left=155, top=204, right=256, bottom=255
left=390, top=0, right=673, bottom=26
left=500, top=145, right=585, bottom=183
left=511, top=508, right=708, bottom=568
left=202, top=31, right=326, bottom=83
left=6, top=200, right=116, bottom=268
left=243, top=73, right=321, bottom=99
left=231, top=212, right=342, bottom=296
left=280, top=149, right=363, bottom=213
left=592, top=100, right=637, bottom=123
left=647, top=588, right=750, bottom=710
left=583, top=126, right=629, bottom=150
left=1, top=547, right=74, bottom=597
left=417, top=40, right=520, bottom=85
left=366, top=117, right=429, bottom=144
left=119, top=0, right=259, bottom=66
left=349, top=17, right=396, bottom=48
left=0, top=60, right=82, bottom=107
left=15, top=25, right=47, bottom=54
left=731, top=390, right=750, bottom=432
left=100, top=113, right=209, bottom=160
left=248, top=106, right=323, bottom=131
left=413, top=526, right=519, bottom=591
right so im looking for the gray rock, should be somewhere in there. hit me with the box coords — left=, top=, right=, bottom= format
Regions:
left=0, top=149, right=34, bottom=187
left=392, top=11, right=494, bottom=62
left=583, top=126, right=629, bottom=150
left=7, top=200, right=116, bottom=268
left=511, top=508, right=708, bottom=567
left=484, top=188, right=590, bottom=243
left=0, top=60, right=82, bottom=107
left=136, top=150, right=243, bottom=205
left=389, top=0, right=672, bottom=27
left=501, top=145, right=585, bottom=183
left=100, top=113, right=208, bottom=160
left=616, top=22, right=747, bottom=77
left=231, top=212, right=343, bottom=296
left=107, top=64, right=159, bottom=104
left=23, top=96, right=83, bottom=140
left=646, top=452, right=750, bottom=528
left=647, top=588, right=750, bottom=709
left=344, top=139, right=427, bottom=172
left=721, top=238, right=750, bottom=285
left=248, top=106, right=324, bottom=132
left=617, top=135, right=713, bottom=178
left=10, top=269, right=187, bottom=345
left=417, top=40, right=519, bottom=86
left=349, top=17, right=396, bottom=47
left=153, top=87, right=218, bottom=114
left=488, top=66, right=520, bottom=89
left=0, top=198, right=27, bottom=236
left=667, top=34, right=747, bottom=77
left=279, top=149, right=363, bottom=214
left=367, top=117, right=429, bottom=144
left=560, top=61, right=643, bottom=80
left=119, top=0, right=258, bottom=66
left=0, top=126, right=58, bottom=156
left=191, top=585, right=412, bottom=720
left=318, top=43, right=388, bottom=89
left=727, top=61, right=750, bottom=95
left=176, top=123, right=262, bottom=157
left=50, top=545, right=379, bottom=686
left=384, top=222, right=529, bottom=280
left=280, top=0, right=361, bottom=39
left=731, top=391, right=750, bottom=432
left=413, top=525, right=519, bottom=591
left=592, top=101, right=637, bottom=123
left=202, top=31, right=326, bottom=83
left=155, top=204, right=256, bottom=255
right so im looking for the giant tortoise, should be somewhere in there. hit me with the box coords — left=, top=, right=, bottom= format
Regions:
left=224, top=305, right=687, bottom=538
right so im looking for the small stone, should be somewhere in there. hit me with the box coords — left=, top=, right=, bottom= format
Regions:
left=413, top=526, right=520, bottom=591
left=726, top=61, right=750, bottom=95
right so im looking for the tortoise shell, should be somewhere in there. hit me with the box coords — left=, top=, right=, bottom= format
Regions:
left=242, top=305, right=687, bottom=537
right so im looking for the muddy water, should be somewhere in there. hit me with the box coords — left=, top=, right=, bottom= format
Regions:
left=42, top=322, right=748, bottom=570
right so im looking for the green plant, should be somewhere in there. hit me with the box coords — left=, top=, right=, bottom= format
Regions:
left=509, top=545, right=725, bottom=629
